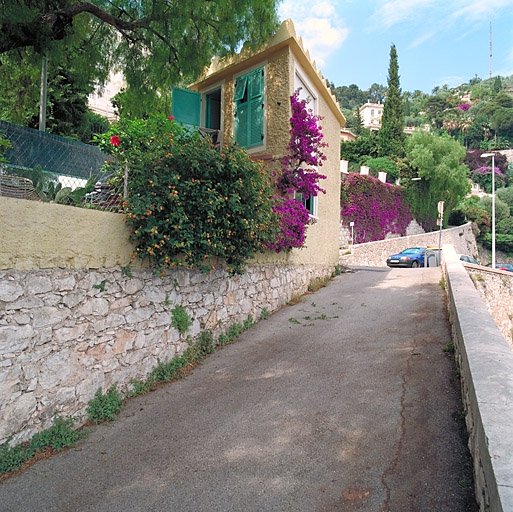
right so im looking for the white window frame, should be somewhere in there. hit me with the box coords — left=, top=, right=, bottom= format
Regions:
left=293, top=62, right=320, bottom=221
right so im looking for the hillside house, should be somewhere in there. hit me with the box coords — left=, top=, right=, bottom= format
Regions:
left=359, top=102, right=383, bottom=131
left=172, top=19, right=346, bottom=267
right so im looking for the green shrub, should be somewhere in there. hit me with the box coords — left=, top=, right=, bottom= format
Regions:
left=171, top=305, right=192, bottom=335
left=86, top=385, right=124, bottom=424
left=97, top=115, right=277, bottom=275
left=0, top=415, right=83, bottom=474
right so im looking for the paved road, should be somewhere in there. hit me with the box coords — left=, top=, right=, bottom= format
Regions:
left=0, top=266, right=476, bottom=511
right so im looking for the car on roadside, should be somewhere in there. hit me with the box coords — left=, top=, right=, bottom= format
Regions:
left=386, top=247, right=426, bottom=268
left=486, top=263, right=513, bottom=272
left=458, top=254, right=480, bottom=265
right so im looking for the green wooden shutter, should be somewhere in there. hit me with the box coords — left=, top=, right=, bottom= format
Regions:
left=172, top=87, right=201, bottom=127
left=248, top=69, right=264, bottom=147
left=235, top=103, right=248, bottom=146
left=249, top=69, right=263, bottom=99
left=249, top=98, right=263, bottom=147
left=233, top=76, right=248, bottom=102
left=234, top=67, right=264, bottom=148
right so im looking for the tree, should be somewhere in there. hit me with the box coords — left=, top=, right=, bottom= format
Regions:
left=1, top=0, right=280, bottom=118
left=377, top=44, right=405, bottom=158
left=404, top=131, right=470, bottom=229
left=368, top=83, right=386, bottom=103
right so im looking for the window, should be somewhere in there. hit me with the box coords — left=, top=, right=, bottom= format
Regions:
left=294, top=67, right=319, bottom=220
left=296, top=192, right=318, bottom=218
left=171, top=86, right=222, bottom=145
left=234, top=67, right=264, bottom=148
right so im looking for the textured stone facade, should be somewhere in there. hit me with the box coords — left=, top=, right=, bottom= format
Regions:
left=0, top=264, right=334, bottom=445
left=466, top=265, right=513, bottom=350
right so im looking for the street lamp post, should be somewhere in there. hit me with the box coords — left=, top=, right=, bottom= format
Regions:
left=481, top=152, right=496, bottom=269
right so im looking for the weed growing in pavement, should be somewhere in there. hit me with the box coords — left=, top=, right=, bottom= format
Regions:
left=260, top=308, right=269, bottom=320
left=288, top=294, right=303, bottom=305
left=86, top=385, right=124, bottom=424
left=288, top=317, right=301, bottom=324
left=308, top=276, right=330, bottom=293
left=0, top=416, right=84, bottom=475
left=443, top=341, right=455, bottom=354
left=439, top=277, right=446, bottom=290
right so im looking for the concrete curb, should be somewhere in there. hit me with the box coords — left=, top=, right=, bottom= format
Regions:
left=443, top=245, right=513, bottom=512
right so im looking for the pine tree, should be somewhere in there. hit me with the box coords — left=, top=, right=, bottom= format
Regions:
left=354, top=106, right=364, bottom=136
left=378, top=44, right=405, bottom=158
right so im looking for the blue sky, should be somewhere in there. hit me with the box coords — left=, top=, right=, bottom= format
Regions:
left=278, top=0, right=513, bottom=93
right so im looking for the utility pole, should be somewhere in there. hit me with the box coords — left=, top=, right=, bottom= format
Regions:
left=38, top=53, right=48, bottom=132
left=489, top=22, right=493, bottom=79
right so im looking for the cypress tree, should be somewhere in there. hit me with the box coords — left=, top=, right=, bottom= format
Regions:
left=378, top=44, right=405, bottom=157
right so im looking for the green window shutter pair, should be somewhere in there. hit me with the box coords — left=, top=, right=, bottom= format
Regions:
left=234, top=68, right=264, bottom=148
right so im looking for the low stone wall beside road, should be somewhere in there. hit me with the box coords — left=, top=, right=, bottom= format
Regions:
left=339, top=223, right=477, bottom=267
left=466, top=265, right=513, bottom=349
left=0, top=263, right=334, bottom=446
left=443, top=246, right=513, bottom=512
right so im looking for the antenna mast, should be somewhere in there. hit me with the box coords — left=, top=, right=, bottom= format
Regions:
left=489, top=22, right=493, bottom=79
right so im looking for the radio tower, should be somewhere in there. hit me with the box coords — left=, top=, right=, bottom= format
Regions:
left=489, top=22, right=493, bottom=78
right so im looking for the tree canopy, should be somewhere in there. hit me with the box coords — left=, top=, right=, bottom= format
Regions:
left=404, top=131, right=470, bottom=229
left=0, top=0, right=280, bottom=120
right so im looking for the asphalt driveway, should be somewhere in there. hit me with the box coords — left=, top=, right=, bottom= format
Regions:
left=0, top=266, right=476, bottom=511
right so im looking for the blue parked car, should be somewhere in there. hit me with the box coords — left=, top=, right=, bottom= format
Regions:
left=386, top=247, right=426, bottom=268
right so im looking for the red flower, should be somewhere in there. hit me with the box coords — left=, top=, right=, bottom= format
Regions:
left=167, top=115, right=175, bottom=120
left=110, top=135, right=121, bottom=147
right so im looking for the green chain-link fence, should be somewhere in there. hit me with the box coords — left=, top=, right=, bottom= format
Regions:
left=0, top=120, right=124, bottom=212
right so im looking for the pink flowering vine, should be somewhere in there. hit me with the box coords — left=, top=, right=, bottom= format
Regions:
left=277, top=91, right=327, bottom=198
left=456, top=103, right=471, bottom=111
left=269, top=90, right=328, bottom=252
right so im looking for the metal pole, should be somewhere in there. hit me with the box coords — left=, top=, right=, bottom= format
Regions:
left=492, top=153, right=496, bottom=269
left=39, top=53, right=48, bottom=132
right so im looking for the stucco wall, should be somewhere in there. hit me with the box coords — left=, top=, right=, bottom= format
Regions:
left=0, top=197, right=136, bottom=270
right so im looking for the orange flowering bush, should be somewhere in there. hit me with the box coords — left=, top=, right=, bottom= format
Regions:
left=98, top=115, right=276, bottom=274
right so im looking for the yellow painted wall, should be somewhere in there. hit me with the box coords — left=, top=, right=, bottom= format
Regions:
left=0, top=197, right=136, bottom=270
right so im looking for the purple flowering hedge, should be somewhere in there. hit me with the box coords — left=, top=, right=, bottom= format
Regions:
left=341, top=173, right=413, bottom=243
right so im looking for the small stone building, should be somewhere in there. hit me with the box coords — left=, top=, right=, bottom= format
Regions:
left=172, top=19, right=346, bottom=267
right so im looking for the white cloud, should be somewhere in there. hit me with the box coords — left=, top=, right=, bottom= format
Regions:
left=452, top=0, right=513, bottom=21
left=370, top=0, right=436, bottom=29
left=410, top=31, right=436, bottom=48
left=278, top=0, right=349, bottom=67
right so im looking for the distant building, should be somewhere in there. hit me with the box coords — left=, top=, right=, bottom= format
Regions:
left=359, top=102, right=383, bottom=131
left=88, top=72, right=125, bottom=122
left=340, top=128, right=356, bottom=142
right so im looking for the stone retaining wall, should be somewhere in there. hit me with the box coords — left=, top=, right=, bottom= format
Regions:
left=443, top=246, right=513, bottom=512
left=339, top=223, right=477, bottom=267
left=0, top=263, right=334, bottom=445
left=466, top=265, right=513, bottom=349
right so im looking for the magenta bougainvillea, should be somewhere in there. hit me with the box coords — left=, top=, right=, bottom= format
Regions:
left=456, top=103, right=471, bottom=111
left=269, top=90, right=328, bottom=252
left=267, top=197, right=311, bottom=251
left=340, top=173, right=413, bottom=244
left=277, top=91, right=327, bottom=198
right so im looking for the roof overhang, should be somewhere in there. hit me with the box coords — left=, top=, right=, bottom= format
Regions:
left=190, top=19, right=346, bottom=127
